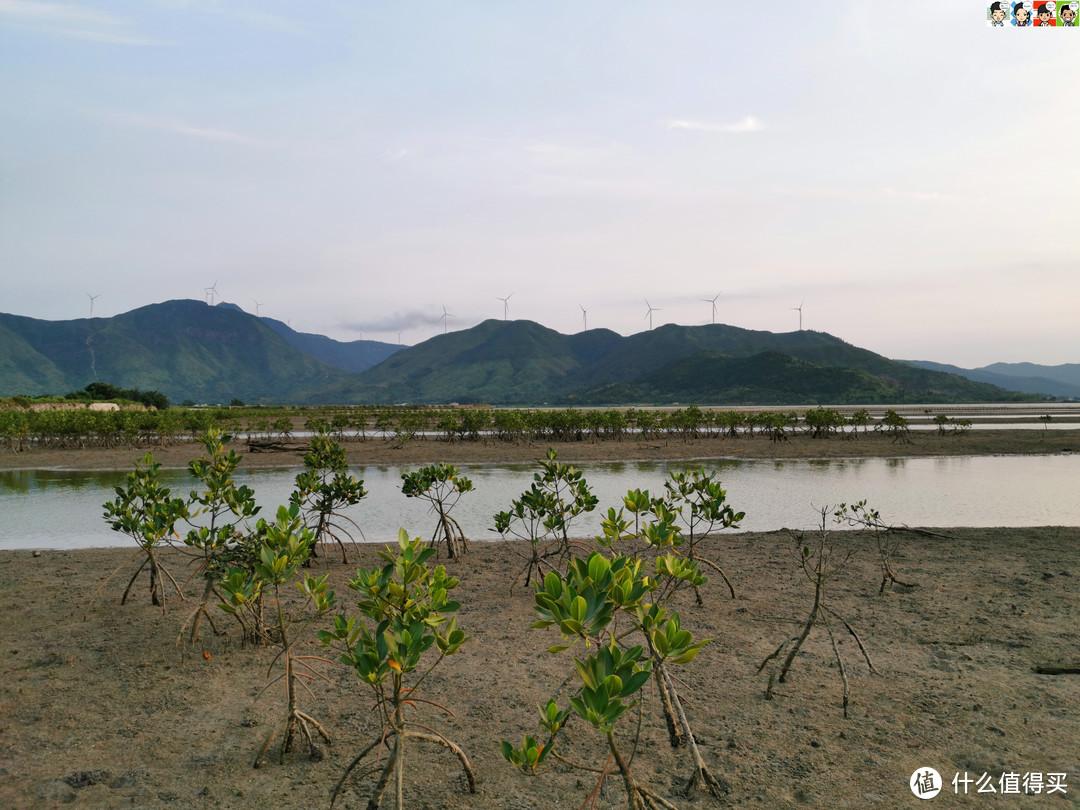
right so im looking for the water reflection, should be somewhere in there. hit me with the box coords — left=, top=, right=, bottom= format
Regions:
left=1, top=455, right=1078, bottom=551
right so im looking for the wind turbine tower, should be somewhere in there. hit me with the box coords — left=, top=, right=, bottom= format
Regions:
left=701, top=292, right=720, bottom=324
left=580, top=305, right=587, bottom=332
left=204, top=281, right=219, bottom=306
left=496, top=293, right=513, bottom=320
left=791, top=301, right=804, bottom=331
left=643, top=299, right=661, bottom=331
left=253, top=300, right=264, bottom=317
left=440, top=304, right=455, bottom=334
left=87, top=293, right=100, bottom=318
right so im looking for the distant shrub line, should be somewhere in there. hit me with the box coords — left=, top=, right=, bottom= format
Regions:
left=0, top=404, right=939, bottom=453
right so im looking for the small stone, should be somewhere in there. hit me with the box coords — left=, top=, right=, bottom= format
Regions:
left=32, top=551, right=42, bottom=557
left=63, top=770, right=111, bottom=789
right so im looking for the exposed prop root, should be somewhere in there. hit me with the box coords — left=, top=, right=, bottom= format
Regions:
left=330, top=728, right=475, bottom=809
left=695, top=556, right=736, bottom=599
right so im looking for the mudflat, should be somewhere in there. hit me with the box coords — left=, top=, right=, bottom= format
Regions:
left=1, top=428, right=1076, bottom=471
left=1, top=526, right=1077, bottom=808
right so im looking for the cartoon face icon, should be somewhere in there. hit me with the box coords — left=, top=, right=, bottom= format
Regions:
left=1014, top=2, right=1031, bottom=23
left=1062, top=3, right=1077, bottom=22
left=1038, top=6, right=1054, bottom=22
left=990, top=1, right=1008, bottom=21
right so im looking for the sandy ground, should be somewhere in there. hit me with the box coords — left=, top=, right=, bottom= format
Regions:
left=0, top=525, right=1077, bottom=809
left=1, top=428, right=1076, bottom=471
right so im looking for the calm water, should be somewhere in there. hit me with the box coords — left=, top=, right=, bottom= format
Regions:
left=1, top=455, right=1077, bottom=550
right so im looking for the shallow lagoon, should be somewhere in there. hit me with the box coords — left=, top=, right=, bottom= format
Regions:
left=2, top=454, right=1077, bottom=550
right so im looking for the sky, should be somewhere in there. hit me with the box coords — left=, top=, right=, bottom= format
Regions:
left=1, top=1, right=1078, bottom=367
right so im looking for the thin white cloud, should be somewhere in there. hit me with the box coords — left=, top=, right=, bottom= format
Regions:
left=0, top=0, right=115, bottom=24
left=340, top=310, right=445, bottom=332
left=151, top=0, right=311, bottom=36
left=667, top=116, right=763, bottom=134
left=0, top=0, right=165, bottom=44
left=379, top=147, right=409, bottom=162
left=110, top=113, right=277, bottom=148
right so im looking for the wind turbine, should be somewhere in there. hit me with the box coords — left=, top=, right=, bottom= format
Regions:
left=439, top=304, right=455, bottom=334
left=496, top=293, right=513, bottom=321
left=643, top=299, right=661, bottom=331
left=580, top=305, right=587, bottom=332
left=395, top=330, right=403, bottom=345
left=87, top=293, right=100, bottom=318
left=701, top=292, right=720, bottom=324
left=204, top=281, right=219, bottom=306
left=253, top=300, right=264, bottom=317
left=791, top=301, right=804, bottom=331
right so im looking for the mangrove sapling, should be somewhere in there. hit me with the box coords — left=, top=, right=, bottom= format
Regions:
left=100, top=453, right=188, bottom=613
left=219, top=505, right=335, bottom=766
left=290, top=429, right=367, bottom=564
left=876, top=409, right=911, bottom=444
left=757, top=507, right=876, bottom=718
left=319, top=529, right=473, bottom=809
left=493, top=448, right=598, bottom=588
left=834, top=500, right=916, bottom=594
left=506, top=548, right=727, bottom=805
left=595, top=506, right=730, bottom=785
left=400, top=463, right=472, bottom=558
left=177, top=430, right=261, bottom=643
left=659, top=469, right=744, bottom=602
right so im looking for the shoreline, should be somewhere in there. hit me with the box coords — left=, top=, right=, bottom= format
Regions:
left=1, top=528, right=1076, bottom=807
left=1, top=428, right=1075, bottom=471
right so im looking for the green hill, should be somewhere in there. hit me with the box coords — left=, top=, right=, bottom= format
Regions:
left=0, top=305, right=1040, bottom=406
left=0, top=300, right=363, bottom=404
left=258, top=316, right=401, bottom=373
left=336, top=320, right=1036, bottom=405
left=324, top=319, right=599, bottom=404
left=571, top=351, right=900, bottom=405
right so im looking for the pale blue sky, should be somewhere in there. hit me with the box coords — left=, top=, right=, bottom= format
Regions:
left=1, top=1, right=1077, bottom=365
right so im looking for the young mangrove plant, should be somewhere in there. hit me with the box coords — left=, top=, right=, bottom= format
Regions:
left=290, top=428, right=367, bottom=563
left=834, top=500, right=917, bottom=594
left=320, top=528, right=473, bottom=808
left=101, top=453, right=188, bottom=612
left=757, top=506, right=876, bottom=717
left=505, top=546, right=728, bottom=806
left=178, top=430, right=261, bottom=643
left=659, top=469, right=744, bottom=601
left=219, top=504, right=336, bottom=766
left=400, top=463, right=473, bottom=558
left=876, top=409, right=911, bottom=443
left=493, top=448, right=598, bottom=588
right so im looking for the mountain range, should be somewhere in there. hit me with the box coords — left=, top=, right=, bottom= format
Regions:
left=901, top=360, right=1080, bottom=399
left=0, top=300, right=1053, bottom=406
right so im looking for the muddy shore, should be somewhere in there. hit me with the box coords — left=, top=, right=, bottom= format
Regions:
left=1, top=428, right=1075, bottom=471
left=1, top=526, right=1078, bottom=808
